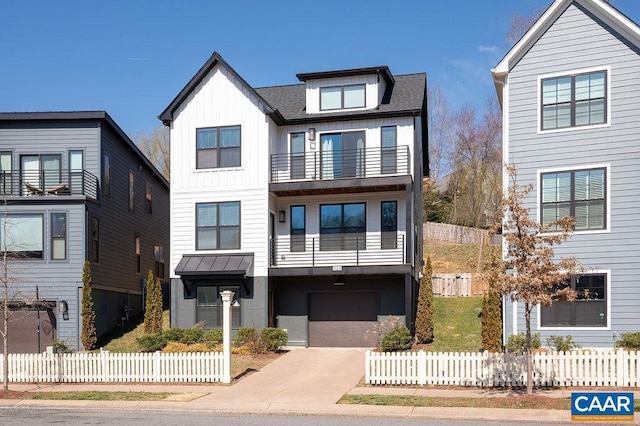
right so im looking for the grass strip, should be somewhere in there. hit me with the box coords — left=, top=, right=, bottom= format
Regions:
left=30, top=391, right=172, bottom=401
left=340, top=394, right=633, bottom=411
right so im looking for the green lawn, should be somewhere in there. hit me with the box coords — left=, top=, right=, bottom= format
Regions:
left=420, top=296, right=483, bottom=353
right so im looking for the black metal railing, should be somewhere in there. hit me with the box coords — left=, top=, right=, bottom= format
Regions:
left=269, top=233, right=405, bottom=267
left=0, top=170, right=99, bottom=200
left=270, top=145, right=410, bottom=183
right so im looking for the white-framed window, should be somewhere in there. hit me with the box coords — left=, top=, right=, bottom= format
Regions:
left=320, top=84, right=365, bottom=110
left=539, top=166, right=607, bottom=232
left=0, top=214, right=43, bottom=259
left=50, top=212, right=66, bottom=261
left=540, top=272, right=608, bottom=328
left=539, top=68, right=608, bottom=131
left=129, top=171, right=135, bottom=211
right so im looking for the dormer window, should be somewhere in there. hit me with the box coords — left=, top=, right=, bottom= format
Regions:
left=320, top=84, right=365, bottom=111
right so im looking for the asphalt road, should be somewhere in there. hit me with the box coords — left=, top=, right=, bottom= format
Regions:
left=0, top=407, right=579, bottom=425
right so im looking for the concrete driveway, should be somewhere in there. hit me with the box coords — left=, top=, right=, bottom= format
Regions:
left=198, top=347, right=366, bottom=406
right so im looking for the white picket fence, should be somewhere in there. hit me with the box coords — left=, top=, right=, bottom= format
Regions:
left=366, top=349, right=640, bottom=387
left=0, top=351, right=225, bottom=383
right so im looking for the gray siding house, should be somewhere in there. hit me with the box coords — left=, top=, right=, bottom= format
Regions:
left=492, top=0, right=640, bottom=347
left=0, top=111, right=169, bottom=352
left=160, top=53, right=427, bottom=347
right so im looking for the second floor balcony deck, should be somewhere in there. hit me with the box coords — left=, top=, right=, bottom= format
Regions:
left=0, top=170, right=99, bottom=200
left=270, top=146, right=410, bottom=192
left=269, top=233, right=406, bottom=269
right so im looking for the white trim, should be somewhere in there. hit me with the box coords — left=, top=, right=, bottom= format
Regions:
left=536, top=66, right=612, bottom=135
left=536, top=162, right=611, bottom=234
left=493, top=0, right=640, bottom=75
left=537, top=269, right=611, bottom=331
left=512, top=299, right=518, bottom=335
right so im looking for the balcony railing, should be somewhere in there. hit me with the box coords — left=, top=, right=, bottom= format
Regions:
left=270, top=146, right=410, bottom=183
left=0, top=170, right=99, bottom=200
left=269, top=233, right=405, bottom=268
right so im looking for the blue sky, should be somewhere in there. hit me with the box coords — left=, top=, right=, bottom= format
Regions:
left=2, top=0, right=639, bottom=137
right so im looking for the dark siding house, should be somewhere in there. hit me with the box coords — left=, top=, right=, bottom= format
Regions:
left=0, top=111, right=169, bottom=352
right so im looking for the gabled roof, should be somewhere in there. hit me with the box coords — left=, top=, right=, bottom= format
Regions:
left=159, top=52, right=426, bottom=126
left=491, top=0, right=640, bottom=104
left=0, top=111, right=169, bottom=189
left=158, top=52, right=279, bottom=125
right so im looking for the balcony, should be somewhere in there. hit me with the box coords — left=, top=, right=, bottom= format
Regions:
left=0, top=170, right=99, bottom=200
left=270, top=146, right=410, bottom=195
left=269, top=233, right=406, bottom=268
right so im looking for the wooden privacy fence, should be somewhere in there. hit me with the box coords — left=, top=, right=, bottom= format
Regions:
left=0, top=351, right=225, bottom=383
left=432, top=273, right=487, bottom=296
left=424, top=222, right=501, bottom=246
left=366, top=349, right=640, bottom=387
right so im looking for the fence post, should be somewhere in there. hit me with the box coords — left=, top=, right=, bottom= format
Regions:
left=418, top=350, right=426, bottom=386
left=221, top=290, right=234, bottom=384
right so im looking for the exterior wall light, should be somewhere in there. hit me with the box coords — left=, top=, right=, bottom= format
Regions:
left=278, top=210, right=286, bottom=223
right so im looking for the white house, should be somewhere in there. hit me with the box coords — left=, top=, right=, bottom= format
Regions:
left=160, top=53, right=427, bottom=346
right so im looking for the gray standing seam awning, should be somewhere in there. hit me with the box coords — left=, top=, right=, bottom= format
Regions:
left=175, top=254, right=254, bottom=277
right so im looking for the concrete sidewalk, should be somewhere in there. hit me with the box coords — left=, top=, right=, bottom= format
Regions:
left=1, top=348, right=639, bottom=424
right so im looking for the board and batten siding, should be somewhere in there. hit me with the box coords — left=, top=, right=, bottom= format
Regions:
left=505, top=2, right=640, bottom=347
left=169, top=62, right=272, bottom=279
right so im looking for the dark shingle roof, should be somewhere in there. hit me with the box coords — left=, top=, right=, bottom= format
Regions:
left=159, top=52, right=426, bottom=126
left=255, top=73, right=426, bottom=124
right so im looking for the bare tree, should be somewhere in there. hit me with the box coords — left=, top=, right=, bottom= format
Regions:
left=493, top=166, right=578, bottom=394
left=446, top=99, right=502, bottom=228
left=427, top=82, right=453, bottom=184
left=134, top=126, right=170, bottom=180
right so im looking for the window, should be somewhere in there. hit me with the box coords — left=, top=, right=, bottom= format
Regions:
left=381, top=201, right=397, bottom=249
left=541, top=274, right=607, bottom=327
left=154, top=244, right=165, bottom=279
left=290, top=205, right=306, bottom=252
left=50, top=213, right=66, bottom=260
left=290, top=132, right=305, bottom=180
left=381, top=126, right=397, bottom=174
left=196, top=126, right=241, bottom=169
left=320, top=131, right=365, bottom=179
left=0, top=152, right=13, bottom=195
left=196, top=285, right=240, bottom=329
left=103, top=154, right=110, bottom=198
left=196, top=201, right=241, bottom=250
left=69, top=150, right=83, bottom=195
left=320, top=203, right=366, bottom=251
left=145, top=182, right=152, bottom=215
left=90, top=216, right=99, bottom=263
left=20, top=154, right=60, bottom=195
left=320, top=84, right=365, bottom=110
left=129, top=171, right=135, bottom=211
left=541, top=70, right=606, bottom=130
left=541, top=167, right=606, bottom=231
left=134, top=236, right=141, bottom=274
left=0, top=214, right=43, bottom=259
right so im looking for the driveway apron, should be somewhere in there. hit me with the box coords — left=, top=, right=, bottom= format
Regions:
left=198, top=348, right=366, bottom=406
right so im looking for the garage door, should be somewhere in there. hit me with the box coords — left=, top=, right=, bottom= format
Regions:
left=0, top=309, right=56, bottom=354
left=308, top=291, right=377, bottom=347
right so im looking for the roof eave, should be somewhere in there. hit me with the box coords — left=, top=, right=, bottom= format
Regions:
left=158, top=52, right=276, bottom=125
